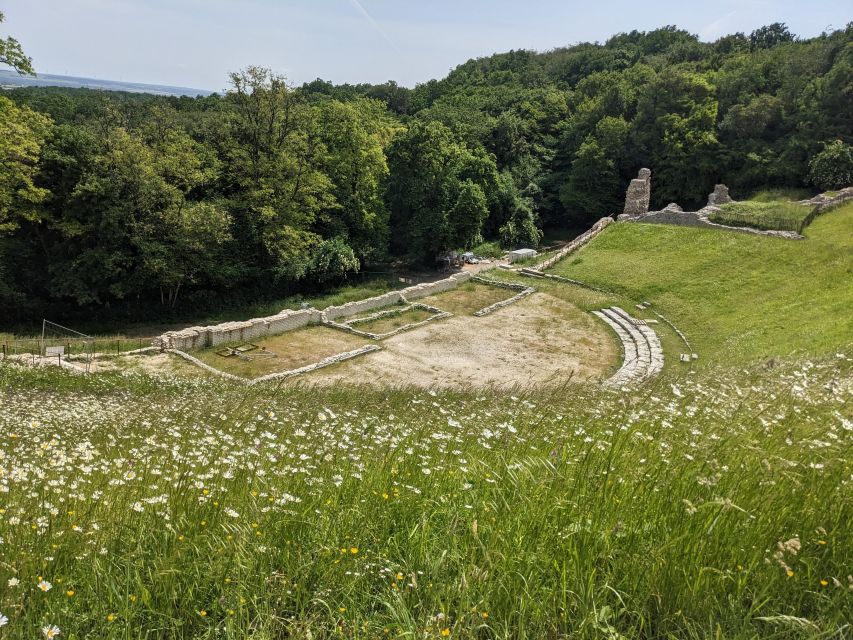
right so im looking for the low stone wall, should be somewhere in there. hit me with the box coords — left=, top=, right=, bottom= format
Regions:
left=154, top=272, right=474, bottom=351
left=168, top=344, right=381, bottom=385
left=535, top=217, right=613, bottom=271
left=473, top=288, right=535, bottom=317
left=518, top=269, right=611, bottom=294
left=619, top=208, right=803, bottom=239
left=320, top=272, right=471, bottom=322
left=324, top=304, right=451, bottom=340
left=798, top=186, right=853, bottom=212
left=155, top=308, right=323, bottom=351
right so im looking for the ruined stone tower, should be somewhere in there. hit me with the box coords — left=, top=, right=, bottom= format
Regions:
left=623, top=168, right=651, bottom=216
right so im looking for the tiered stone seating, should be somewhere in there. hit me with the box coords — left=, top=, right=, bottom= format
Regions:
left=592, top=306, right=664, bottom=386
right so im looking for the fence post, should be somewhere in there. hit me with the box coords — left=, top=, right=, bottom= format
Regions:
left=117, top=340, right=120, bottom=356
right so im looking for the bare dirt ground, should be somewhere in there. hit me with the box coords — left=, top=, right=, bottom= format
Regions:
left=303, top=292, right=618, bottom=389
left=73, top=352, right=210, bottom=378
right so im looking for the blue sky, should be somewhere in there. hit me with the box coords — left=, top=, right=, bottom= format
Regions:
left=2, top=0, right=850, bottom=90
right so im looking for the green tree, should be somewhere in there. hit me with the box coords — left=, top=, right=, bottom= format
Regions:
left=0, top=96, right=51, bottom=231
left=308, top=236, right=360, bottom=283
left=809, top=141, right=853, bottom=190
left=0, top=10, right=34, bottom=74
left=633, top=70, right=719, bottom=206
left=448, top=180, right=489, bottom=249
left=222, top=66, right=333, bottom=279
left=386, top=121, right=498, bottom=261
left=315, top=98, right=397, bottom=262
left=749, top=23, right=795, bottom=51
left=561, top=116, right=629, bottom=220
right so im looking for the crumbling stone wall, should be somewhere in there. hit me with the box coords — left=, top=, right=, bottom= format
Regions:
left=798, top=186, right=853, bottom=213
left=154, top=272, right=474, bottom=350
left=707, top=184, right=733, bottom=206
left=156, top=308, right=324, bottom=351
left=623, top=168, right=651, bottom=216
left=534, top=217, right=613, bottom=271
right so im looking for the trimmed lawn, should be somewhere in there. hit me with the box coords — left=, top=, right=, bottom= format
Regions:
left=549, top=203, right=853, bottom=365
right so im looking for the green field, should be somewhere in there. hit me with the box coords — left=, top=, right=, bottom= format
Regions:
left=550, top=203, right=853, bottom=365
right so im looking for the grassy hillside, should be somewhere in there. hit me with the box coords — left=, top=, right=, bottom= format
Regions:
left=551, top=203, right=853, bottom=365
left=1, top=357, right=850, bottom=639
left=1, top=203, right=851, bottom=639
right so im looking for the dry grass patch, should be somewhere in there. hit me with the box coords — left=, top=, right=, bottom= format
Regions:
left=348, top=306, right=438, bottom=335
left=193, top=326, right=369, bottom=379
left=81, top=352, right=213, bottom=379
left=419, top=281, right=514, bottom=315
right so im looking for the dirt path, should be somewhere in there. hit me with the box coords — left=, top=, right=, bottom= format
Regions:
left=303, top=292, right=618, bottom=389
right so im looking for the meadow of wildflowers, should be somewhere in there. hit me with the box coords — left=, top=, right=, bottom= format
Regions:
left=0, top=354, right=850, bottom=638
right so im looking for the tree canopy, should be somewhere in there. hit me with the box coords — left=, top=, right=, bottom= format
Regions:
left=1, top=22, right=851, bottom=321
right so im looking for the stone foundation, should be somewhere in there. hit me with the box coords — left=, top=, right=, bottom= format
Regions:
left=323, top=304, right=452, bottom=340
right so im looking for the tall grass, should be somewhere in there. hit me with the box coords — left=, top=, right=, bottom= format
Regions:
left=1, top=357, right=850, bottom=639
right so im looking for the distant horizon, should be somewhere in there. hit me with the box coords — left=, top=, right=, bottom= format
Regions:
left=2, top=0, right=850, bottom=91
left=0, top=69, right=214, bottom=97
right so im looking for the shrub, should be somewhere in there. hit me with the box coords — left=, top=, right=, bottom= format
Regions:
left=808, top=140, right=853, bottom=191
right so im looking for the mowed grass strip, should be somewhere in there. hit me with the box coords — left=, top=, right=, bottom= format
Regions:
left=709, top=199, right=813, bottom=232
left=192, top=325, right=369, bottom=378
left=550, top=203, right=853, bottom=365
left=420, top=281, right=515, bottom=315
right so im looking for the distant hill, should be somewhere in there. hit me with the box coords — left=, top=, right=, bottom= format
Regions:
left=0, top=69, right=214, bottom=97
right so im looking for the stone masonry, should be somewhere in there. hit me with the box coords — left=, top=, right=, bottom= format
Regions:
left=154, top=272, right=473, bottom=351
left=623, top=168, right=651, bottom=216
left=707, top=184, right=733, bottom=206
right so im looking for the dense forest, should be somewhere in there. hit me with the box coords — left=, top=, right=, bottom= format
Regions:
left=1, top=19, right=852, bottom=322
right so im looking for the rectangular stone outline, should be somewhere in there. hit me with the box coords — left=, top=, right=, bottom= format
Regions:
left=469, top=276, right=536, bottom=316
left=167, top=344, right=381, bottom=385
left=323, top=303, right=452, bottom=340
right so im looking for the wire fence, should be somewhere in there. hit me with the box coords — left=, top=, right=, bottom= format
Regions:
left=1, top=336, right=154, bottom=361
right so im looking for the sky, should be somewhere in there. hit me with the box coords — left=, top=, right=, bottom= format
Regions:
left=2, top=0, right=850, bottom=91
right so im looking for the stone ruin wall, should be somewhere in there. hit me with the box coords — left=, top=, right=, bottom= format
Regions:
left=614, top=179, right=839, bottom=240
left=321, top=272, right=470, bottom=321
left=154, top=271, right=473, bottom=351
left=622, top=168, right=651, bottom=216
left=155, top=308, right=325, bottom=352
left=534, top=217, right=613, bottom=271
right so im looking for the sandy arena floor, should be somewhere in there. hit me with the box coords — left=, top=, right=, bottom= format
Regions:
left=302, top=292, right=618, bottom=389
